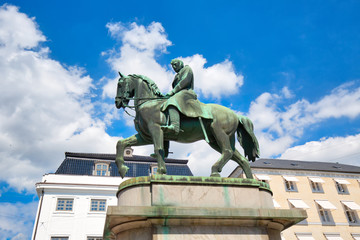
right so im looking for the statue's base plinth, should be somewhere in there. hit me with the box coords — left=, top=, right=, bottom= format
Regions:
left=103, top=175, right=306, bottom=240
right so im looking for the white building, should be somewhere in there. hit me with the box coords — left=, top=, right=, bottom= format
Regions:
left=31, top=151, right=192, bottom=240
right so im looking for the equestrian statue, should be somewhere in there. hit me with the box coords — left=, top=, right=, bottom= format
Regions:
left=114, top=59, right=260, bottom=178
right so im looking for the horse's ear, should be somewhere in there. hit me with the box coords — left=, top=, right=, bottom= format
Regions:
left=118, top=71, right=124, bottom=78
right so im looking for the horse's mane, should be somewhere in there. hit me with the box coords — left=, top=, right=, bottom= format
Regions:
left=129, top=74, right=164, bottom=97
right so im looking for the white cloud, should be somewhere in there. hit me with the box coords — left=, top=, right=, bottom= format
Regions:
left=0, top=5, right=45, bottom=50
left=309, top=81, right=360, bottom=120
left=179, top=54, right=243, bottom=99
left=102, top=21, right=244, bottom=100
left=281, top=86, right=294, bottom=99
left=0, top=5, right=118, bottom=191
left=102, top=21, right=173, bottom=97
left=281, top=134, right=360, bottom=166
left=248, top=81, right=360, bottom=158
left=0, top=201, right=37, bottom=240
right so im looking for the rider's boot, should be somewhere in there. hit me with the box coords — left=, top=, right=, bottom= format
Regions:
left=161, top=106, right=181, bottom=138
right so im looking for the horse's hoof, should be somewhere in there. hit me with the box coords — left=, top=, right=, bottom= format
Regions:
left=210, top=173, right=221, bottom=177
left=118, top=165, right=129, bottom=178
left=157, top=167, right=167, bottom=175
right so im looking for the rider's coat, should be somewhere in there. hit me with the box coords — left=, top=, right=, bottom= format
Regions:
left=161, top=65, right=212, bottom=119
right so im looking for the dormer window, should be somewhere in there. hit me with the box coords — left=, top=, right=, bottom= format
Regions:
left=93, top=162, right=110, bottom=176
left=150, top=164, right=158, bottom=175
left=124, top=147, right=133, bottom=157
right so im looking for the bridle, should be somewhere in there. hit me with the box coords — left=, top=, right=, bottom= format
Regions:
left=115, top=73, right=169, bottom=117
left=115, top=95, right=169, bottom=118
left=115, top=96, right=168, bottom=108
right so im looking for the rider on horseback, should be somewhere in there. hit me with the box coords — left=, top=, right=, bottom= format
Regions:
left=161, top=59, right=212, bottom=139
left=161, top=59, right=193, bottom=137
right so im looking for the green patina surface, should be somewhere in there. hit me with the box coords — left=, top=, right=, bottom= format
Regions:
left=108, top=205, right=306, bottom=222
left=115, top=59, right=260, bottom=180
left=118, top=175, right=272, bottom=195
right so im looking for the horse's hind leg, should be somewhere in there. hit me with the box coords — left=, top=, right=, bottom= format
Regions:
left=209, top=123, right=234, bottom=177
left=208, top=140, right=254, bottom=179
left=232, top=149, right=254, bottom=179
left=116, top=134, right=151, bottom=178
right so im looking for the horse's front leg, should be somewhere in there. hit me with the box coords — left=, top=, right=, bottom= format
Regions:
left=149, top=125, right=167, bottom=175
left=116, top=134, right=150, bottom=178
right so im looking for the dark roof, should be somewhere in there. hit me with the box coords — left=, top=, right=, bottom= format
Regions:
left=55, top=152, right=193, bottom=177
left=249, top=158, right=360, bottom=174
left=64, top=152, right=189, bottom=164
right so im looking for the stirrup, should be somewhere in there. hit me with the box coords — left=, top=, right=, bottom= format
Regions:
left=161, top=125, right=180, bottom=136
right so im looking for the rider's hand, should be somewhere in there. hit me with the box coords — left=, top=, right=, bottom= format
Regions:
left=166, top=91, right=175, bottom=97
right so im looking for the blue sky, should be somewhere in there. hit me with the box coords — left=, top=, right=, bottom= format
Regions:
left=1, top=1, right=360, bottom=239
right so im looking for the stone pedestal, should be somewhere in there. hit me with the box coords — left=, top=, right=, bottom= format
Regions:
left=103, top=175, right=306, bottom=240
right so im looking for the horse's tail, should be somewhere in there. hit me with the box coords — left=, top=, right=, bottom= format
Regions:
left=236, top=115, right=260, bottom=162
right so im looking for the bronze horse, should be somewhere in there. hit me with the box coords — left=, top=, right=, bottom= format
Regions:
left=115, top=73, right=259, bottom=178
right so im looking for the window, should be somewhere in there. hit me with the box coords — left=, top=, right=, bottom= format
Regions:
left=324, top=233, right=343, bottom=240
left=309, top=177, right=324, bottom=193
left=344, top=206, right=359, bottom=224
left=352, top=233, right=360, bottom=240
left=255, top=174, right=270, bottom=184
left=283, top=176, right=299, bottom=192
left=288, top=199, right=310, bottom=223
left=316, top=203, right=335, bottom=225
left=288, top=199, right=310, bottom=209
left=124, top=147, right=133, bottom=156
left=334, top=179, right=350, bottom=194
left=295, top=233, right=314, bottom=240
left=285, top=180, right=297, bottom=191
left=345, top=206, right=358, bottom=223
left=150, top=165, right=158, bottom=175
left=94, top=163, right=109, bottom=176
left=91, top=199, right=106, bottom=212
left=335, top=182, right=349, bottom=194
left=311, top=182, right=323, bottom=192
left=87, top=237, right=102, bottom=240
left=342, top=201, right=360, bottom=225
left=56, top=198, right=73, bottom=211
left=51, top=237, right=69, bottom=240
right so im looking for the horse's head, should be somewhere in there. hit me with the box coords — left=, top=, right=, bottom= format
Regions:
left=115, top=72, right=134, bottom=109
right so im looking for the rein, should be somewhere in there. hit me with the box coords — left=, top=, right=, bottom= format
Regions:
left=116, top=75, right=169, bottom=118
left=116, top=96, right=169, bottom=118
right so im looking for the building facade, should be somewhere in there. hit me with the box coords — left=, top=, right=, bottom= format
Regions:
left=230, top=159, right=360, bottom=240
left=31, top=150, right=192, bottom=240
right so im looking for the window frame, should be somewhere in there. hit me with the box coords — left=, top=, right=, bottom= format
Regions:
left=335, top=181, right=349, bottom=194
left=51, top=237, right=69, bottom=240
left=93, top=162, right=110, bottom=176
left=295, top=232, right=314, bottom=240
left=55, top=198, right=74, bottom=212
left=90, top=199, right=107, bottom=212
left=285, top=179, right=298, bottom=192
left=324, top=233, right=342, bottom=240
left=343, top=204, right=360, bottom=225
left=150, top=165, right=158, bottom=175
left=310, top=181, right=323, bottom=193
left=316, top=203, right=335, bottom=225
